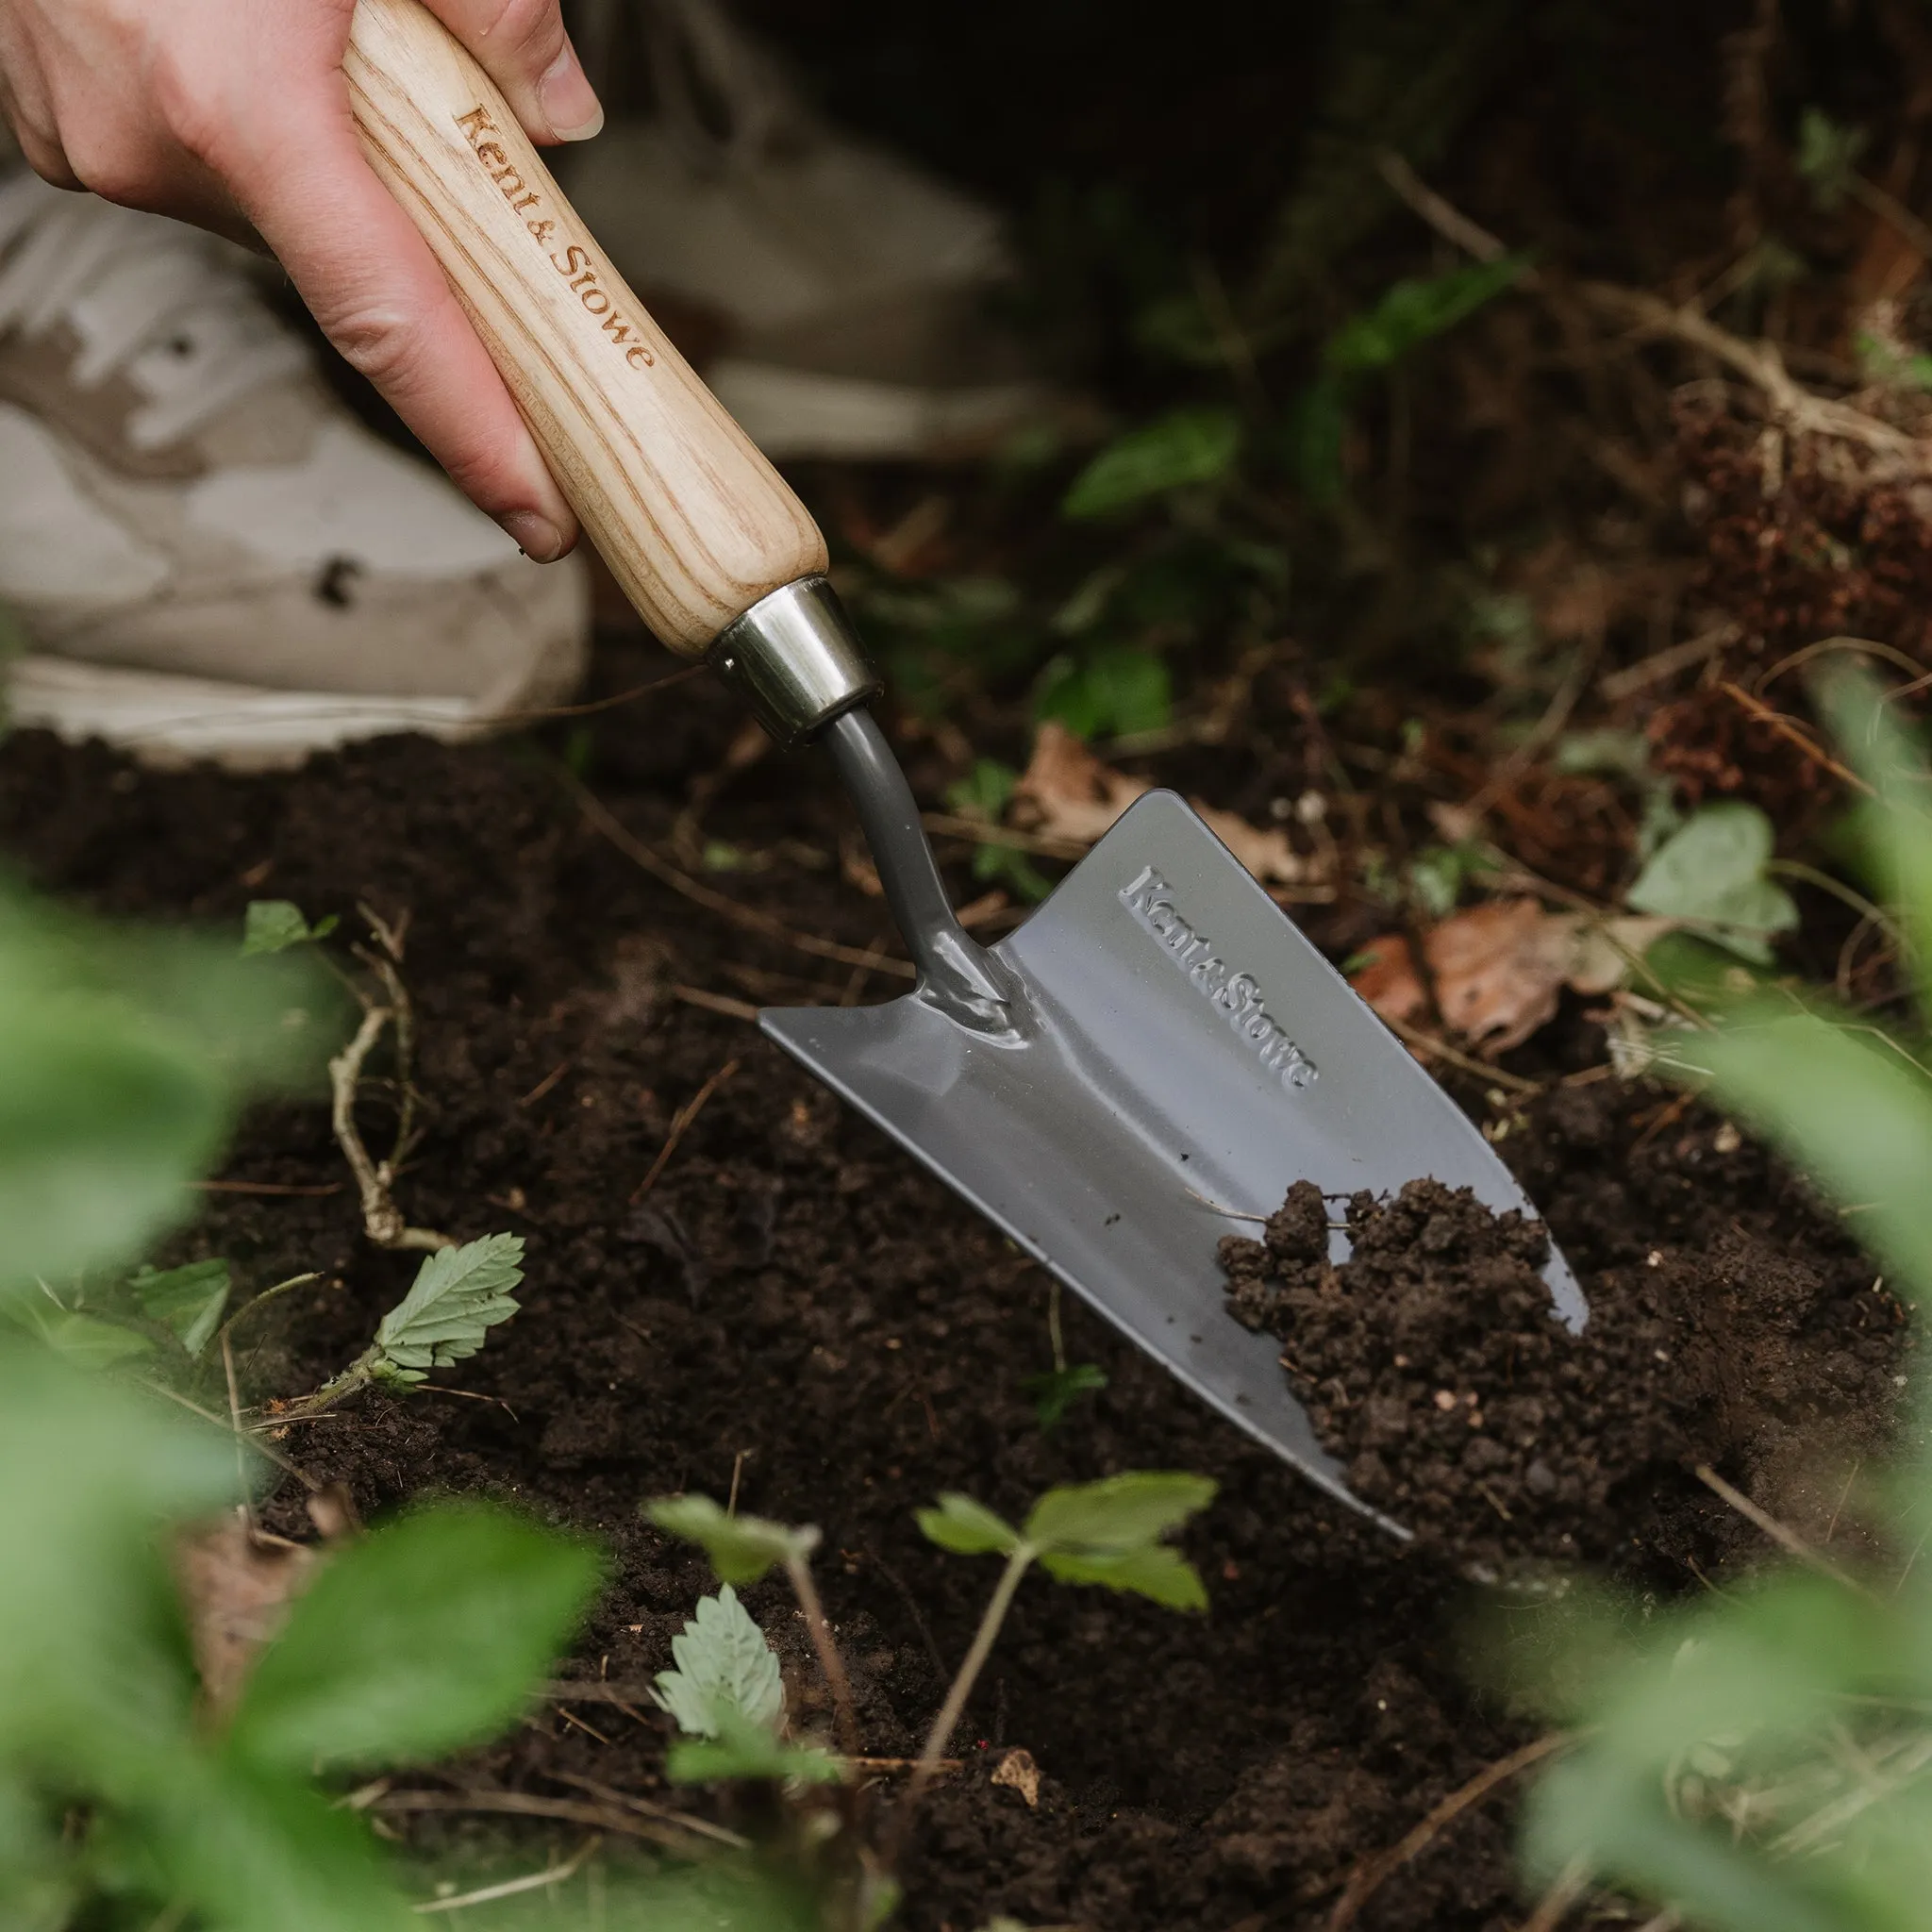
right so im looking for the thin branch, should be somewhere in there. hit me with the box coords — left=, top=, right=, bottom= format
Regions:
left=1717, top=683, right=1874, bottom=795
left=786, top=1553, right=862, bottom=1760
left=414, top=1835, right=599, bottom=1913
left=328, top=1004, right=451, bottom=1252
left=1694, top=1464, right=1876, bottom=1598
left=1326, top=1732, right=1574, bottom=1931
left=631, top=1058, right=741, bottom=1203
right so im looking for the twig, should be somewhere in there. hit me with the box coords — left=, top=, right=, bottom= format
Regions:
left=414, top=1834, right=599, bottom=1913
left=188, top=1178, right=344, bottom=1197
left=562, top=768, right=917, bottom=980
left=541, top=1770, right=747, bottom=1850
left=1693, top=1464, right=1875, bottom=1598
left=328, top=1005, right=452, bottom=1252
left=630, top=1058, right=741, bottom=1203
left=1325, top=1732, right=1574, bottom=1931
left=140, top=1380, right=321, bottom=1491
left=1518, top=1852, right=1591, bottom=1932
left=374, top=1788, right=721, bottom=1857
left=1378, top=151, right=1514, bottom=265
left=920, top=811, right=1090, bottom=860
left=1599, top=625, right=1738, bottom=700
left=786, top=1553, right=862, bottom=1761
left=214, top=1273, right=321, bottom=1357
left=1717, top=683, right=1874, bottom=795
left=1380, top=1010, right=1542, bottom=1096
left=672, top=985, right=760, bottom=1023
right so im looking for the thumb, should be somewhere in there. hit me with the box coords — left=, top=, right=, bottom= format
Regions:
left=418, top=0, right=604, bottom=144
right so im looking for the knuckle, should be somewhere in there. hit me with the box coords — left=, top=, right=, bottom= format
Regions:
left=323, top=303, right=435, bottom=393
left=147, top=46, right=229, bottom=173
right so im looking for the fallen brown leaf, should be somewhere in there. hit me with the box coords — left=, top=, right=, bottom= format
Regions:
left=1009, top=723, right=1306, bottom=887
left=1350, top=901, right=1675, bottom=1057
left=174, top=1514, right=318, bottom=1719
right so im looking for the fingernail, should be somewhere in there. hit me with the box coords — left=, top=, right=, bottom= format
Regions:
left=502, top=510, right=567, bottom=562
left=541, top=44, right=605, bottom=142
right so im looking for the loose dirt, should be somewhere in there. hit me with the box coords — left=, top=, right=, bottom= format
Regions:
left=0, top=706, right=1910, bottom=1930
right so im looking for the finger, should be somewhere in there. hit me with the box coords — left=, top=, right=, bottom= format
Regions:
left=241, top=99, right=578, bottom=559
left=418, top=0, right=603, bottom=144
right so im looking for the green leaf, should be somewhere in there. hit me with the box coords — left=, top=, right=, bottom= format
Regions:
left=1022, top=1362, right=1108, bottom=1430
left=1034, top=646, right=1172, bottom=740
left=915, top=1493, right=1023, bottom=1557
left=1795, top=106, right=1866, bottom=212
left=226, top=1500, right=601, bottom=1773
left=1814, top=665, right=1932, bottom=1016
left=1023, top=1472, right=1217, bottom=1552
left=1627, top=802, right=1799, bottom=962
left=946, top=759, right=1020, bottom=824
left=665, top=1709, right=843, bottom=1787
left=1061, top=407, right=1241, bottom=519
left=368, top=1234, right=523, bottom=1384
left=240, top=900, right=338, bottom=957
left=129, top=1259, right=231, bottom=1358
left=651, top=1585, right=784, bottom=1739
left=1040, top=1543, right=1208, bottom=1610
left=1322, top=255, right=1527, bottom=376
left=645, top=1493, right=820, bottom=1586
left=16, top=1307, right=157, bottom=1371
left=1673, top=1005, right=1932, bottom=1304
left=1288, top=374, right=1350, bottom=508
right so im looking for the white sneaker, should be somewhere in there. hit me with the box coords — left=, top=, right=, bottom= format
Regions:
left=560, top=0, right=1057, bottom=461
left=0, top=173, right=590, bottom=770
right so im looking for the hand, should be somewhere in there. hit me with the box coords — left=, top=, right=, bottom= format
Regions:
left=0, top=0, right=603, bottom=561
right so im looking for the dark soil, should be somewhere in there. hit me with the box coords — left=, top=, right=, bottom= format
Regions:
left=1220, top=1177, right=1909, bottom=1577
left=0, top=702, right=1911, bottom=1931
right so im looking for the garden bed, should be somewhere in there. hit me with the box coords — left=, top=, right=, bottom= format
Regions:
left=0, top=691, right=1905, bottom=1929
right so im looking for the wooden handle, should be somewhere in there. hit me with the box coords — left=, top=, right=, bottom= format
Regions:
left=344, top=0, right=827, bottom=655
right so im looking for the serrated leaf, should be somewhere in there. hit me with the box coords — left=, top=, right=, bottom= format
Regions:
left=915, top=1493, right=1022, bottom=1557
left=1023, top=1472, right=1217, bottom=1553
left=1022, top=1362, right=1108, bottom=1431
left=370, top=1234, right=523, bottom=1379
left=651, top=1585, right=784, bottom=1739
left=646, top=1494, right=819, bottom=1586
left=1040, top=1543, right=1208, bottom=1610
left=1061, top=407, right=1241, bottom=519
left=129, top=1259, right=231, bottom=1357
left=1627, top=803, right=1798, bottom=962
left=227, top=1501, right=600, bottom=1773
left=240, top=901, right=337, bottom=957
left=665, top=1709, right=842, bottom=1787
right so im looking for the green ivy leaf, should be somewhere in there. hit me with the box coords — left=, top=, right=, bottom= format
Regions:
left=914, top=1493, right=1023, bottom=1557
left=227, top=1501, right=600, bottom=1774
left=368, top=1235, right=523, bottom=1385
left=645, top=1494, right=820, bottom=1586
left=129, top=1259, right=231, bottom=1358
left=240, top=901, right=338, bottom=958
left=1061, top=407, right=1241, bottom=519
left=665, top=1709, right=843, bottom=1787
left=651, top=1585, right=784, bottom=1739
left=1022, top=1362, right=1108, bottom=1431
left=1023, top=1472, right=1217, bottom=1552
left=1627, top=803, right=1798, bottom=963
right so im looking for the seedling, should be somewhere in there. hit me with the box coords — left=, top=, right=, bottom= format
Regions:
left=1021, top=1279, right=1108, bottom=1430
left=297, top=1233, right=525, bottom=1412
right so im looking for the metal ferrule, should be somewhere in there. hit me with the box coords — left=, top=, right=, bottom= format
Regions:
left=707, top=575, right=882, bottom=747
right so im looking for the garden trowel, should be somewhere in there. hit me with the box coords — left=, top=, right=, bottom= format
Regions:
left=347, top=0, right=1584, bottom=1535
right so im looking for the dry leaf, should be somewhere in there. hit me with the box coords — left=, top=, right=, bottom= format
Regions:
left=1349, top=901, right=1676, bottom=1057
left=174, top=1514, right=318, bottom=1719
left=1009, top=723, right=1305, bottom=887
left=991, top=1745, right=1041, bottom=1807
left=1010, top=722, right=1149, bottom=846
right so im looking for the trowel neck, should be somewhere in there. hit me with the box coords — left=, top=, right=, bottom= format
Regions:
left=821, top=708, right=1016, bottom=1029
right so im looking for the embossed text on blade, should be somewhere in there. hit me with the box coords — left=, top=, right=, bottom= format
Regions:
left=1119, top=866, right=1318, bottom=1091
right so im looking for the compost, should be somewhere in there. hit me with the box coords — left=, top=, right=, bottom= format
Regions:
left=0, top=705, right=1907, bottom=1931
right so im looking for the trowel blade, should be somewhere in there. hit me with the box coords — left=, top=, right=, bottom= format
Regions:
left=759, top=789, right=1584, bottom=1531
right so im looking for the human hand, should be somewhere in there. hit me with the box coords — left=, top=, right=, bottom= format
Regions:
left=0, top=0, right=603, bottom=560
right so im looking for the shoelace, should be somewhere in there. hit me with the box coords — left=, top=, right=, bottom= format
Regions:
left=0, top=173, right=309, bottom=451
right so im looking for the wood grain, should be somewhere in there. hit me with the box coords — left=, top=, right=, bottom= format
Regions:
left=344, top=0, right=827, bottom=654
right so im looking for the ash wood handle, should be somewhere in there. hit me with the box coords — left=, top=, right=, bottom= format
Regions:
left=344, top=0, right=827, bottom=655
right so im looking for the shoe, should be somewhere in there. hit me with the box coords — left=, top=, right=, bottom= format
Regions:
left=559, top=0, right=1057, bottom=461
left=0, top=173, right=590, bottom=771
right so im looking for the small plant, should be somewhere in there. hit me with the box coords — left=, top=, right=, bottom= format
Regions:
left=1021, top=1280, right=1108, bottom=1430
left=643, top=1471, right=1216, bottom=1924
left=296, top=1233, right=525, bottom=1412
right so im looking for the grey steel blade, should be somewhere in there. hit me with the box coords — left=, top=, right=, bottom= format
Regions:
left=760, top=789, right=1585, bottom=1532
